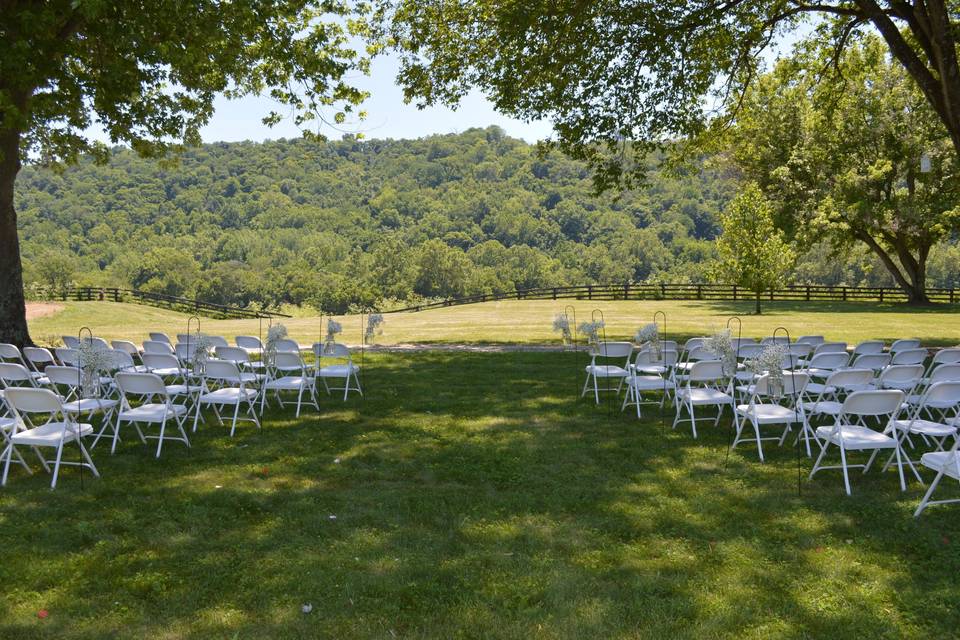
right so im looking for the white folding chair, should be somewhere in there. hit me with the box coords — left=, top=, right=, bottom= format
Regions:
left=111, top=340, right=142, bottom=361
left=803, top=352, right=850, bottom=380
left=275, top=338, right=303, bottom=354
left=314, top=343, right=362, bottom=400
left=873, top=364, right=924, bottom=394
left=192, top=360, right=261, bottom=436
left=62, top=336, right=81, bottom=349
left=0, top=391, right=31, bottom=476
left=1, top=387, right=98, bottom=489
left=206, top=336, right=230, bottom=349
left=114, top=372, right=191, bottom=457
left=884, top=381, right=960, bottom=482
left=732, top=372, right=809, bottom=462
left=923, top=348, right=960, bottom=382
left=0, top=344, right=47, bottom=384
left=44, top=365, right=119, bottom=425
left=809, top=390, right=907, bottom=495
left=914, top=437, right=960, bottom=517
left=149, top=332, right=172, bottom=345
left=581, top=341, right=632, bottom=404
left=23, top=347, right=56, bottom=374
left=673, top=360, right=732, bottom=438
left=796, top=335, right=825, bottom=347
left=852, top=340, right=885, bottom=357
left=0, top=362, right=47, bottom=389
left=142, top=353, right=204, bottom=413
left=215, top=345, right=266, bottom=374
left=851, top=353, right=891, bottom=373
left=261, top=352, right=318, bottom=417
left=55, top=347, right=80, bottom=367
left=800, top=369, right=875, bottom=455
left=622, top=348, right=677, bottom=418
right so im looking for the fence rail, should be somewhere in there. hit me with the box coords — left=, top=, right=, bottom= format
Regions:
left=38, top=287, right=290, bottom=320
left=392, top=283, right=959, bottom=313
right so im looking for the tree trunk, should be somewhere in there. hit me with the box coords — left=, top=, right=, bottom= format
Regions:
left=858, top=231, right=931, bottom=305
left=754, top=291, right=762, bottom=315
left=0, top=125, right=31, bottom=348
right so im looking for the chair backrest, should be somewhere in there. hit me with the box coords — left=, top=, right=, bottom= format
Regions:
left=930, top=363, right=960, bottom=384
left=215, top=345, right=251, bottom=363
left=111, top=340, right=140, bottom=356
left=841, top=389, right=904, bottom=417
left=203, top=359, right=243, bottom=382
left=920, top=380, right=960, bottom=409
left=853, top=340, right=885, bottom=356
left=0, top=343, right=23, bottom=361
left=686, top=346, right=714, bottom=362
left=142, top=353, right=181, bottom=371
left=737, top=343, right=764, bottom=359
left=823, top=368, right=874, bottom=391
left=593, top=341, right=633, bottom=358
left=788, top=343, right=812, bottom=356
left=852, top=353, right=891, bottom=371
left=314, top=342, right=352, bottom=359
left=116, top=371, right=168, bottom=396
left=108, top=349, right=137, bottom=370
left=796, top=335, right=825, bottom=346
left=175, top=343, right=198, bottom=361
left=235, top=336, right=263, bottom=350
left=4, top=387, right=63, bottom=414
left=84, top=337, right=110, bottom=351
left=877, top=364, right=924, bottom=387
left=890, top=338, right=921, bottom=353
left=891, top=348, right=927, bottom=366
left=274, top=351, right=307, bottom=372
left=688, top=360, right=725, bottom=382
left=636, top=348, right=678, bottom=368
left=55, top=347, right=79, bottom=366
left=275, top=338, right=301, bottom=353
left=62, top=336, right=80, bottom=349
left=23, top=347, right=55, bottom=368
left=682, top=337, right=706, bottom=352
left=932, top=348, right=960, bottom=366
left=44, top=365, right=84, bottom=387
left=760, top=336, right=790, bottom=345
left=149, top=332, right=172, bottom=344
left=0, top=362, right=36, bottom=385
left=814, top=342, right=847, bottom=355
left=754, top=372, right=809, bottom=398
left=808, top=352, right=850, bottom=370
left=207, top=336, right=230, bottom=348
left=176, top=333, right=193, bottom=344
left=143, top=340, right=175, bottom=355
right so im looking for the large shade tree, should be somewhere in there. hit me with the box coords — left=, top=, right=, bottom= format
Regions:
left=0, top=1, right=368, bottom=347
left=381, top=1, right=960, bottom=190
left=728, top=37, right=960, bottom=303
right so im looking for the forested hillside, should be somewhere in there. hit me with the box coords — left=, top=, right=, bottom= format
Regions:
left=14, top=126, right=960, bottom=313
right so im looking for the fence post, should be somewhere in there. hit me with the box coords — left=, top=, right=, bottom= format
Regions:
left=697, top=284, right=702, bottom=300
left=842, top=286, right=847, bottom=301
left=733, top=285, right=737, bottom=301
left=588, top=284, right=593, bottom=300
left=553, top=287, right=557, bottom=300
left=806, top=285, right=810, bottom=301
left=879, top=288, right=884, bottom=303
left=661, top=283, right=666, bottom=299
left=624, top=283, right=630, bottom=300
left=951, top=288, right=955, bottom=304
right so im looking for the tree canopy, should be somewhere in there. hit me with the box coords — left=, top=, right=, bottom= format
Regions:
left=728, top=36, right=960, bottom=303
left=381, top=1, right=960, bottom=189
left=0, top=0, right=370, bottom=346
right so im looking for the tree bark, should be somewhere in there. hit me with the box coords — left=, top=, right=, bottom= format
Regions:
left=0, top=124, right=31, bottom=348
left=754, top=291, right=762, bottom=315
left=858, top=231, right=931, bottom=304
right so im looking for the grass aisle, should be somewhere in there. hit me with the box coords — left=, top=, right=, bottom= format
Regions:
left=1, top=352, right=958, bottom=638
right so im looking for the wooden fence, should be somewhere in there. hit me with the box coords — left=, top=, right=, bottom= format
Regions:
left=40, top=287, right=290, bottom=320
left=392, top=283, right=960, bottom=313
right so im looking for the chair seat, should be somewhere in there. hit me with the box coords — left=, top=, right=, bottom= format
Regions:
left=815, top=425, right=898, bottom=450
left=634, top=365, right=668, bottom=375
left=119, top=403, right=188, bottom=422
left=806, top=368, right=839, bottom=379
left=801, top=400, right=842, bottom=415
left=151, top=367, right=183, bottom=377
left=804, top=383, right=835, bottom=396
left=62, top=398, right=119, bottom=414
left=199, top=388, right=257, bottom=404
left=317, top=364, right=359, bottom=377
left=585, top=364, right=627, bottom=378
left=920, top=451, right=960, bottom=480
left=11, top=421, right=93, bottom=446
left=678, top=388, right=731, bottom=405
left=627, top=375, right=673, bottom=391
left=165, top=384, right=204, bottom=396
left=0, top=417, right=18, bottom=433
left=736, top=404, right=801, bottom=423
left=264, top=376, right=313, bottom=390
left=891, top=419, right=958, bottom=438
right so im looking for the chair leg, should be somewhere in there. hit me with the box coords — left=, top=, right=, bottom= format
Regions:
left=753, top=417, right=764, bottom=462
left=156, top=417, right=167, bottom=458
left=839, top=445, right=852, bottom=496
left=50, top=440, right=66, bottom=489
left=230, top=402, right=241, bottom=437
left=914, top=470, right=946, bottom=517
left=78, top=439, right=99, bottom=477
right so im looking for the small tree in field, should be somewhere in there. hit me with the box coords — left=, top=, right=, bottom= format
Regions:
left=714, top=184, right=795, bottom=315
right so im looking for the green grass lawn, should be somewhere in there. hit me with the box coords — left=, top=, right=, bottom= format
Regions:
left=27, top=298, right=960, bottom=347
left=1, top=351, right=959, bottom=638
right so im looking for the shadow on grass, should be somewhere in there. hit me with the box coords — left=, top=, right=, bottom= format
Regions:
left=1, top=351, right=959, bottom=639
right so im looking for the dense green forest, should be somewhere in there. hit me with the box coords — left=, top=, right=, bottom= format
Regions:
left=14, top=127, right=960, bottom=313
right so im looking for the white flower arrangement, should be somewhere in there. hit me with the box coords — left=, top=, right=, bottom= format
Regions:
left=325, top=319, right=342, bottom=344
left=191, top=334, right=213, bottom=374
left=365, top=313, right=385, bottom=344
left=264, top=323, right=288, bottom=367
left=578, top=320, right=604, bottom=347
left=748, top=344, right=788, bottom=396
left=553, top=314, right=572, bottom=344
left=634, top=322, right=661, bottom=359
left=78, top=339, right=111, bottom=398
left=705, top=329, right=736, bottom=375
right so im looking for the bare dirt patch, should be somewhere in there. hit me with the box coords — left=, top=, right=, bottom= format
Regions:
left=26, top=302, right=64, bottom=320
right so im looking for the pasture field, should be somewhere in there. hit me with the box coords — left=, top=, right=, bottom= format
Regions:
left=26, top=298, right=960, bottom=347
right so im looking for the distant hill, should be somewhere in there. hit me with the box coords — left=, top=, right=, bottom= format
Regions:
left=15, top=126, right=736, bottom=312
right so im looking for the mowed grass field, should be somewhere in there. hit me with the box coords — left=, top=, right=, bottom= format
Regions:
left=26, top=298, right=960, bottom=347
left=1, top=350, right=959, bottom=639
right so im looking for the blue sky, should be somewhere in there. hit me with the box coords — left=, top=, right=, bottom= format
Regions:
left=196, top=52, right=554, bottom=144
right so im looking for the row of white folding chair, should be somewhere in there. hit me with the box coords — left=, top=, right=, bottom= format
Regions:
left=61, top=336, right=110, bottom=350
left=672, top=360, right=732, bottom=438
left=622, top=348, right=678, bottom=418
left=582, top=342, right=632, bottom=404
left=732, top=372, right=809, bottom=461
